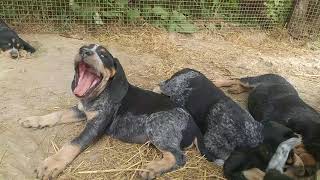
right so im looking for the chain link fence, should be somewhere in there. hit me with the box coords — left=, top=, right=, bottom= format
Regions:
left=0, top=0, right=319, bottom=39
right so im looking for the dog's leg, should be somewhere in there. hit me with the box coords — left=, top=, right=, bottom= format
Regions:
left=19, top=104, right=86, bottom=128
left=140, top=149, right=180, bottom=179
left=294, top=144, right=317, bottom=176
left=213, top=79, right=252, bottom=94
left=36, top=113, right=108, bottom=180
left=284, top=153, right=305, bottom=178
left=242, top=168, right=265, bottom=180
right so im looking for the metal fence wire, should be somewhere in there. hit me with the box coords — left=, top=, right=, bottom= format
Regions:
left=0, top=0, right=319, bottom=39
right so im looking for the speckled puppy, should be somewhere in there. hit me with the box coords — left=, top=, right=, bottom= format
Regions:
left=153, top=68, right=263, bottom=165
left=19, top=44, right=210, bottom=180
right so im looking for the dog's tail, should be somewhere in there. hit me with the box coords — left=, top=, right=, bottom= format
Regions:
left=239, top=74, right=290, bottom=88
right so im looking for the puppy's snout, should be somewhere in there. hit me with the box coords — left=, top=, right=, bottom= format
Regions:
left=10, top=49, right=19, bottom=59
left=80, top=48, right=93, bottom=57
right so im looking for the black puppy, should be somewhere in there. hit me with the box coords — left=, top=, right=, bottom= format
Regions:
left=215, top=74, right=320, bottom=177
left=0, top=19, right=35, bottom=58
left=224, top=121, right=304, bottom=180
left=153, top=68, right=263, bottom=165
left=19, top=44, right=211, bottom=180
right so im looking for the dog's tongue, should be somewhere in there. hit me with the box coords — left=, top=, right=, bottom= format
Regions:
left=74, top=63, right=99, bottom=97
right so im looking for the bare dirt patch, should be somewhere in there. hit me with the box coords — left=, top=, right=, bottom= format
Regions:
left=0, top=29, right=319, bottom=180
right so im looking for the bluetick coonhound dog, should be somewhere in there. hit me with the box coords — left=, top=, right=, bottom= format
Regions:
left=215, top=74, right=320, bottom=179
left=152, top=68, right=263, bottom=165
left=19, top=44, right=214, bottom=180
left=224, top=121, right=305, bottom=180
left=0, top=19, right=36, bottom=59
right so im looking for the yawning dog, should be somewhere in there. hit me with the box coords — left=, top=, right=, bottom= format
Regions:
left=215, top=74, right=320, bottom=178
left=153, top=68, right=263, bottom=165
left=0, top=19, right=35, bottom=58
left=19, top=44, right=214, bottom=180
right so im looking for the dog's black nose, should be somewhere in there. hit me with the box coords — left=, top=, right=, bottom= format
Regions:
left=80, top=48, right=93, bottom=57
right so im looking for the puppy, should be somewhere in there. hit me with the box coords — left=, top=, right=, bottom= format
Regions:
left=19, top=44, right=211, bottom=180
left=215, top=74, right=320, bottom=177
left=0, top=19, right=35, bottom=58
left=224, top=121, right=305, bottom=180
left=153, top=68, right=263, bottom=165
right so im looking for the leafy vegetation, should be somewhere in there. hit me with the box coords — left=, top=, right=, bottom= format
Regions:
left=0, top=0, right=295, bottom=33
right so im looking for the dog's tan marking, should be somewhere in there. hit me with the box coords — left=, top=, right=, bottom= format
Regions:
left=90, top=67, right=115, bottom=98
left=152, top=85, right=162, bottom=94
left=213, top=79, right=252, bottom=94
left=19, top=106, right=85, bottom=128
left=84, top=111, right=98, bottom=120
left=77, top=102, right=84, bottom=111
left=294, top=144, right=316, bottom=167
left=139, top=150, right=177, bottom=180
left=243, top=168, right=265, bottom=180
left=285, top=153, right=305, bottom=177
left=183, top=138, right=197, bottom=151
left=36, top=143, right=80, bottom=180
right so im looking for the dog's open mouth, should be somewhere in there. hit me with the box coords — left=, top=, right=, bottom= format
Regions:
left=73, top=62, right=102, bottom=97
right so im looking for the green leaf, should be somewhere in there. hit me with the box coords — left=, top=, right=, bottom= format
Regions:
left=116, top=0, right=128, bottom=8
left=171, top=10, right=186, bottom=21
left=101, top=11, right=122, bottom=18
left=167, top=19, right=178, bottom=32
left=151, top=6, right=169, bottom=20
left=177, top=22, right=197, bottom=33
left=127, top=8, right=140, bottom=22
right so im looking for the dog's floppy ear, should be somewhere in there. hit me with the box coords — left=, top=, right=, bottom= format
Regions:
left=107, top=58, right=129, bottom=103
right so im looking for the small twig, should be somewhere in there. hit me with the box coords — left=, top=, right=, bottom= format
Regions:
left=295, top=74, right=320, bottom=77
left=199, top=174, right=226, bottom=180
left=72, top=161, right=84, bottom=173
left=50, top=140, right=59, bottom=153
left=113, top=161, right=141, bottom=177
left=77, top=168, right=149, bottom=174
left=0, top=150, right=8, bottom=166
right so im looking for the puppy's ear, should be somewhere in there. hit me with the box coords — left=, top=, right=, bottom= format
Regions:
left=107, top=58, right=128, bottom=103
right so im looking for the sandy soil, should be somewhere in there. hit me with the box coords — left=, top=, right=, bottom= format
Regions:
left=0, top=30, right=319, bottom=180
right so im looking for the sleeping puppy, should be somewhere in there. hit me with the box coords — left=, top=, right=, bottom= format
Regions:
left=0, top=19, right=36, bottom=58
left=224, top=121, right=305, bottom=180
left=153, top=68, right=263, bottom=165
left=214, top=74, right=320, bottom=177
left=19, top=44, right=211, bottom=180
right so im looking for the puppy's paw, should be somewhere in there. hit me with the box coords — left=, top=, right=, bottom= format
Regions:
left=19, top=112, right=61, bottom=128
left=19, top=116, right=48, bottom=128
left=139, top=169, right=157, bottom=180
left=35, top=155, right=67, bottom=180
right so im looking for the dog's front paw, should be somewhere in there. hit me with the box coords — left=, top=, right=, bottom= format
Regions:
left=35, top=155, right=67, bottom=180
left=139, top=169, right=157, bottom=180
left=18, top=116, right=53, bottom=128
left=19, top=112, right=61, bottom=128
left=19, top=116, right=47, bottom=128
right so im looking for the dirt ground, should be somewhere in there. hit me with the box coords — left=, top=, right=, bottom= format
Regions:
left=0, top=28, right=319, bottom=180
